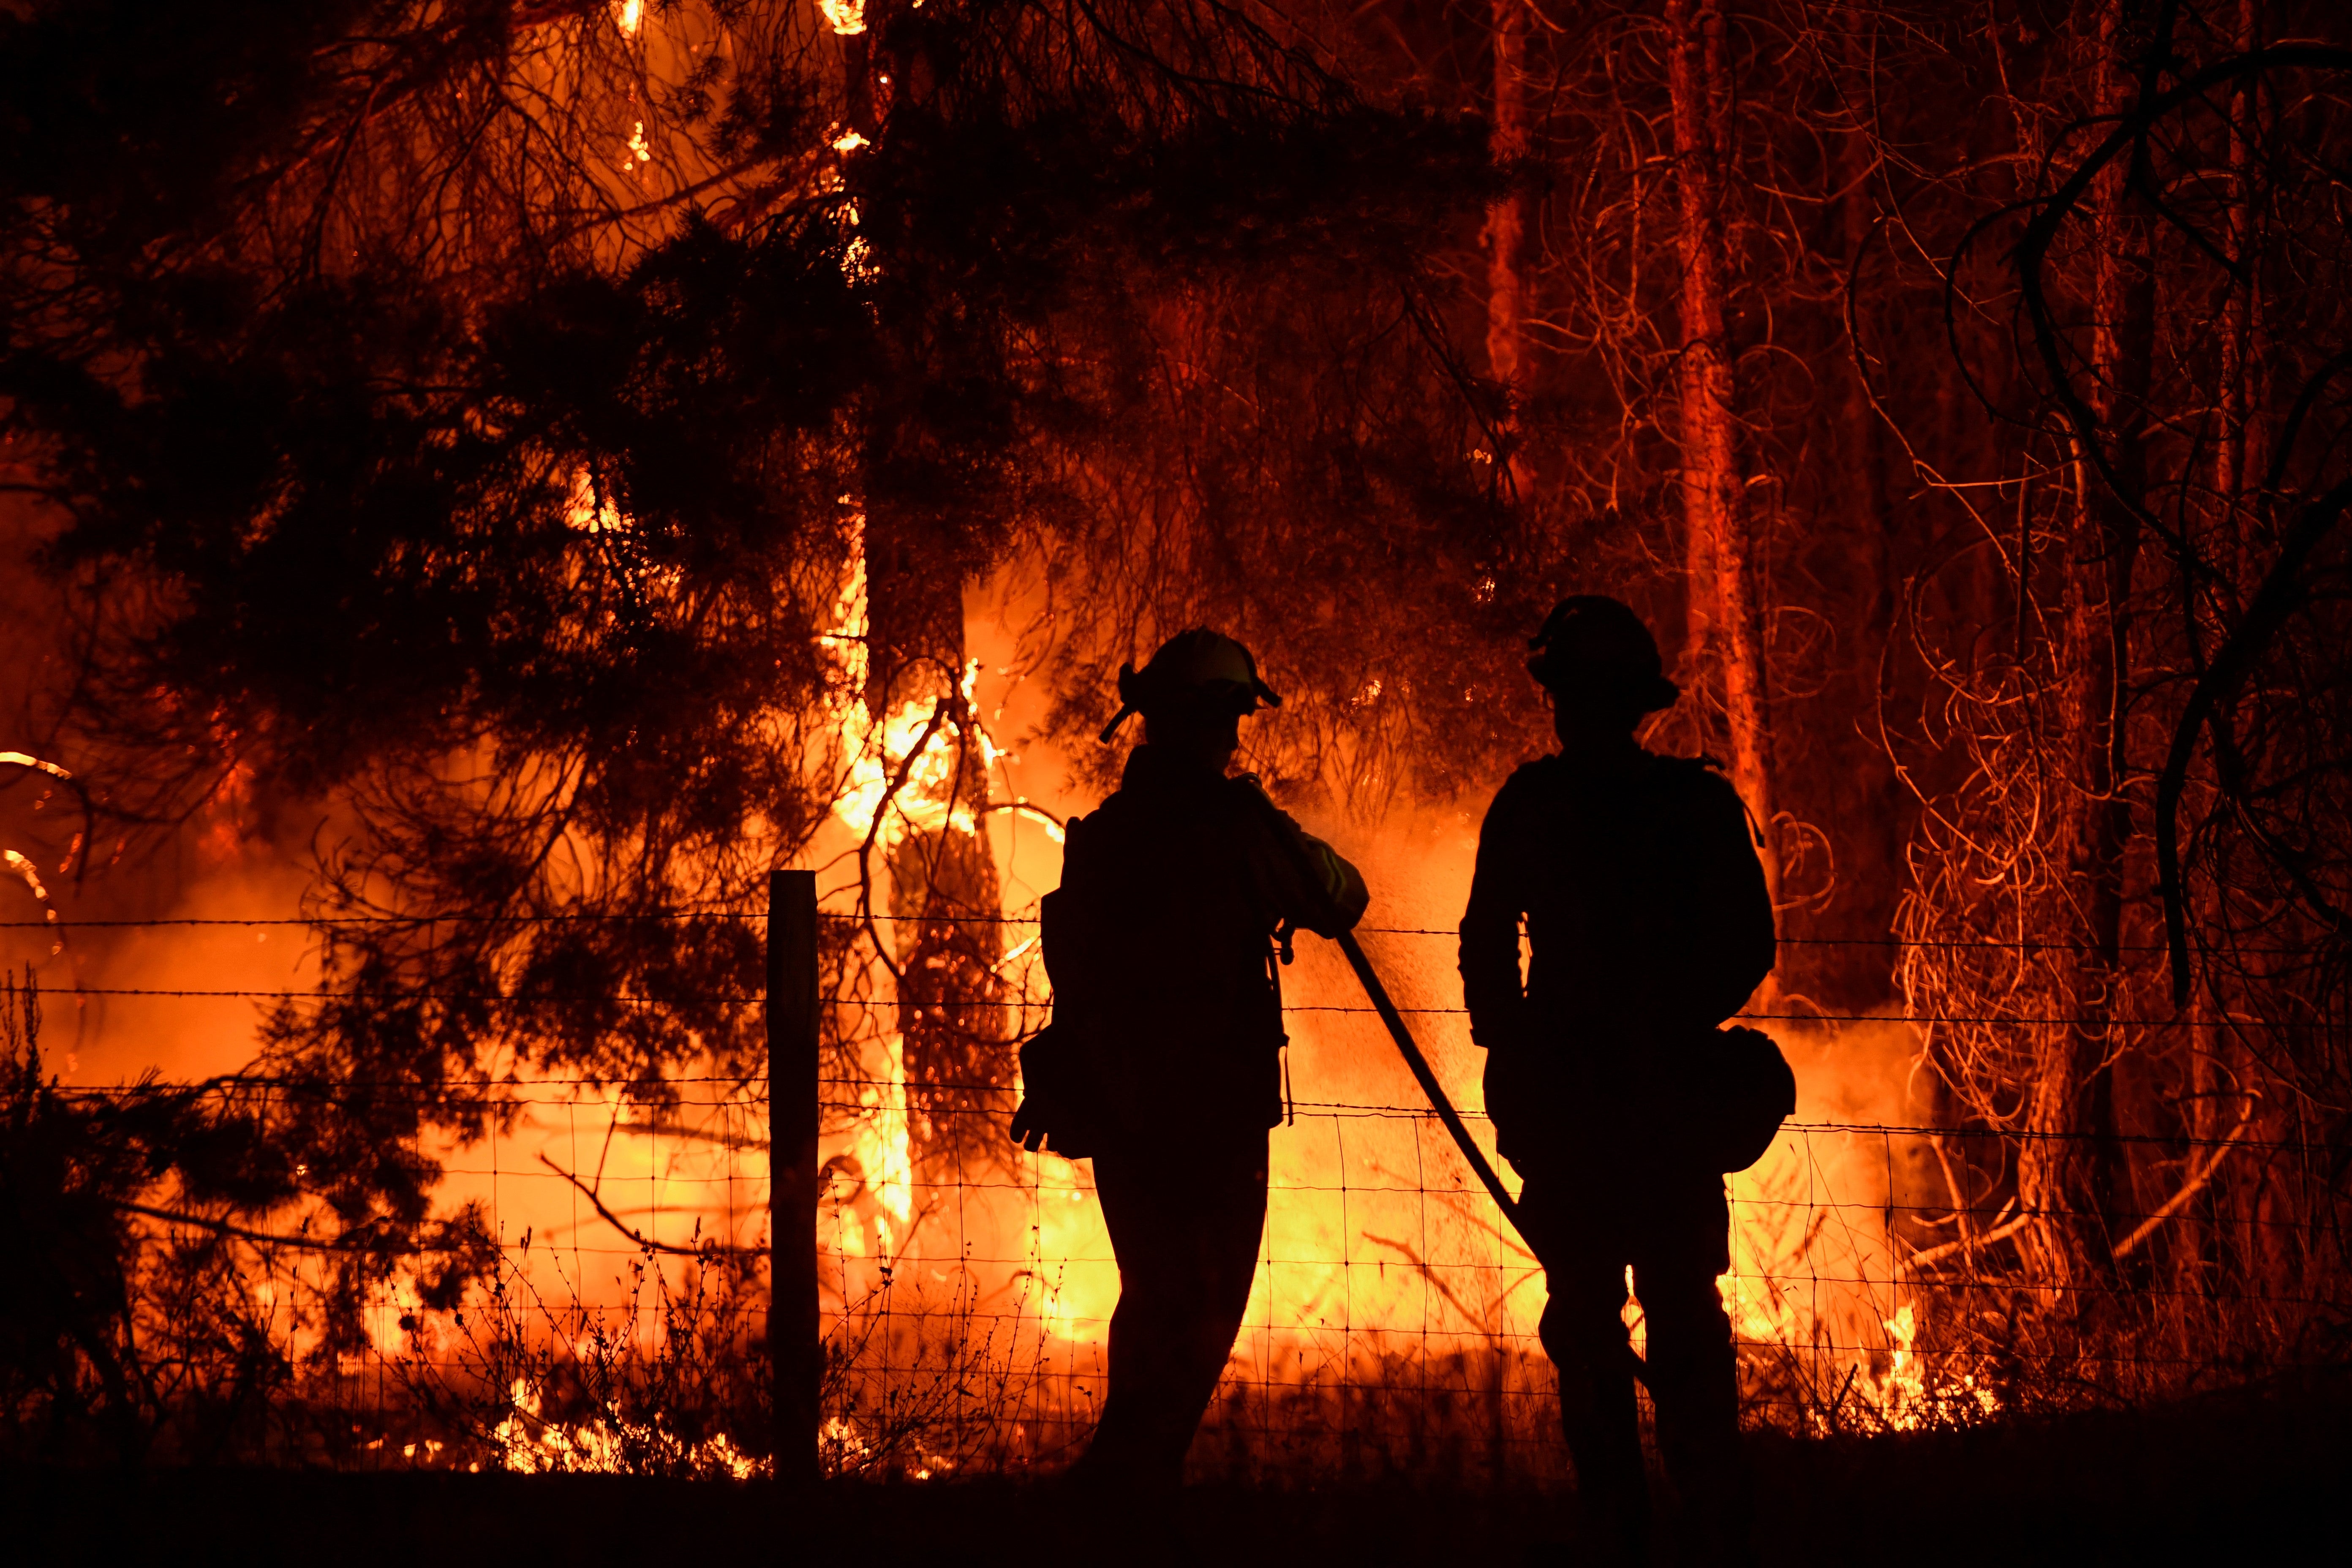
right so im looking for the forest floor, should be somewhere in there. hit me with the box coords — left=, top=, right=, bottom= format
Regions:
left=7, top=1372, right=2344, bottom=1566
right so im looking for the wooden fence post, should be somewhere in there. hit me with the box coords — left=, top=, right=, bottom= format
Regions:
left=768, top=868, right=820, bottom=1480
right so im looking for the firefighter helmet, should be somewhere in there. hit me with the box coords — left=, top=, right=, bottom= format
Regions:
left=1527, top=596, right=1680, bottom=715
left=1097, top=629, right=1282, bottom=742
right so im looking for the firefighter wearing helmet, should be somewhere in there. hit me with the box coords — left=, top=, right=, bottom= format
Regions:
left=1013, top=628, right=1367, bottom=1494
left=1458, top=596, right=1776, bottom=1563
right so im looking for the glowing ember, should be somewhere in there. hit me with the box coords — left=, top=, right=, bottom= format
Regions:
left=2, top=850, right=56, bottom=928
left=0, top=751, right=72, bottom=781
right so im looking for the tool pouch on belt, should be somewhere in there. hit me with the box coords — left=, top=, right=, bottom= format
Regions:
left=1683, top=1024, right=1797, bottom=1173
left=1009, top=1017, right=1104, bottom=1158
left=1008, top=882, right=1107, bottom=1159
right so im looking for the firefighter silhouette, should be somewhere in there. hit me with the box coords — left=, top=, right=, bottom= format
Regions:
left=1017, top=629, right=1368, bottom=1493
left=1459, top=596, right=1775, bottom=1563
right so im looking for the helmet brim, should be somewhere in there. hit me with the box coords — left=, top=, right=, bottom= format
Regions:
left=1531, top=663, right=1681, bottom=715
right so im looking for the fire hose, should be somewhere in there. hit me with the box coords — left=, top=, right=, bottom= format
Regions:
left=1245, top=784, right=1527, bottom=1234
left=1325, top=928, right=1524, bottom=1236
left=1141, top=787, right=1663, bottom=1389
left=1262, top=797, right=1784, bottom=1390
left=1319, top=926, right=1663, bottom=1390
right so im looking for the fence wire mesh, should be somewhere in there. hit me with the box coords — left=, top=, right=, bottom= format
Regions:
left=10, top=910, right=2349, bottom=1481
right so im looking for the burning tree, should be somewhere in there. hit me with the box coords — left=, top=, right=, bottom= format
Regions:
left=0, top=0, right=1516, bottom=1456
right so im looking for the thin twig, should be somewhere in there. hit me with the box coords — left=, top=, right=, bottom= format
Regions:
left=537, top=1153, right=757, bottom=1258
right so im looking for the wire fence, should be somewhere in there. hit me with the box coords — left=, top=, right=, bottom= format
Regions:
left=8, top=907, right=2350, bottom=1481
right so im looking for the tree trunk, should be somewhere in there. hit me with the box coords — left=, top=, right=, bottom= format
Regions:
left=848, top=0, right=1011, bottom=1179
left=1485, top=0, right=1533, bottom=500
left=2024, top=1, right=2150, bottom=1283
left=864, top=488, right=1013, bottom=1179
left=1808, top=11, right=1903, bottom=1012
left=2186, top=0, right=2257, bottom=1281
left=1666, top=0, right=1778, bottom=914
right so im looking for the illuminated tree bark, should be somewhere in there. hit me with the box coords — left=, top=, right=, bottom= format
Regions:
left=2024, top=0, right=2150, bottom=1277
left=1814, top=10, right=1903, bottom=1012
left=1484, top=0, right=1532, bottom=499
left=1666, top=0, right=1778, bottom=912
left=2190, top=0, right=2264, bottom=1281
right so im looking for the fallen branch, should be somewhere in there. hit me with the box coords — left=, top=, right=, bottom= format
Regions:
left=1902, top=1204, right=2033, bottom=1273
left=2111, top=1100, right=2256, bottom=1261
left=1929, top=1132, right=1977, bottom=1260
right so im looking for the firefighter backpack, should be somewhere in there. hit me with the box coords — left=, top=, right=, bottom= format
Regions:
left=1008, top=818, right=1108, bottom=1158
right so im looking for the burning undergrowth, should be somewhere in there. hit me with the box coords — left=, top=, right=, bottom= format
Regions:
left=394, top=1241, right=770, bottom=1481
left=2, top=933, right=2343, bottom=1483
